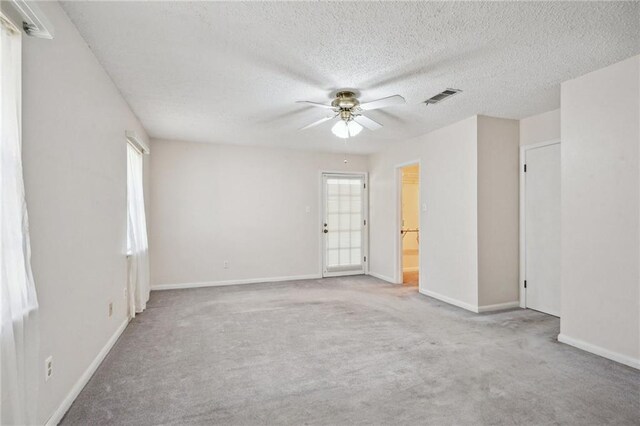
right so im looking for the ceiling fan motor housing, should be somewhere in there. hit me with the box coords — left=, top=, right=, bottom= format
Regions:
left=339, top=110, right=353, bottom=121
left=332, top=91, right=360, bottom=110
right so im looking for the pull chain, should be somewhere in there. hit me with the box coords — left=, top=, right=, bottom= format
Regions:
left=343, top=140, right=348, bottom=164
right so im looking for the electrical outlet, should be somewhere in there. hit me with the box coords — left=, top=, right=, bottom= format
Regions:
left=108, top=302, right=113, bottom=317
left=124, top=287, right=128, bottom=301
left=45, top=356, right=53, bottom=381
left=223, top=260, right=229, bottom=269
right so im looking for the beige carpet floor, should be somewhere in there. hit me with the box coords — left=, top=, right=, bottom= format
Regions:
left=61, top=275, right=640, bottom=425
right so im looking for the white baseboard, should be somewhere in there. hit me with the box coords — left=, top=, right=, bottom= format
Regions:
left=151, top=274, right=322, bottom=291
left=46, top=319, right=128, bottom=425
left=419, top=288, right=479, bottom=313
left=402, top=266, right=419, bottom=273
left=367, top=271, right=396, bottom=284
left=557, top=333, right=640, bottom=370
left=477, top=301, right=521, bottom=313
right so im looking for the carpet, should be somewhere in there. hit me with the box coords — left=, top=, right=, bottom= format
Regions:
left=60, top=275, right=640, bottom=425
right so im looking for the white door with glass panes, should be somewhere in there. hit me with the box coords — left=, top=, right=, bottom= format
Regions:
left=322, top=174, right=366, bottom=276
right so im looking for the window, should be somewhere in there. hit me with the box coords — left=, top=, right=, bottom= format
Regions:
left=126, top=143, right=146, bottom=255
left=126, top=141, right=150, bottom=313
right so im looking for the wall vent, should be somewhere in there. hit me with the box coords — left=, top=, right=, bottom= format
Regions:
left=423, top=88, right=462, bottom=105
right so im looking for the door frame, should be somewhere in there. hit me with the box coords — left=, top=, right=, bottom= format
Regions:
left=519, top=139, right=560, bottom=308
left=319, top=170, right=369, bottom=277
left=395, top=160, right=421, bottom=286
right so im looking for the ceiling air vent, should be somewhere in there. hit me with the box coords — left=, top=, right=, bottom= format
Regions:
left=423, top=88, right=462, bottom=105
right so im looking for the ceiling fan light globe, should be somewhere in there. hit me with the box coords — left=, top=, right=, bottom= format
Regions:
left=347, top=120, right=363, bottom=137
left=331, top=120, right=349, bottom=139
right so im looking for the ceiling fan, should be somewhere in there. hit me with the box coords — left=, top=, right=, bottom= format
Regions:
left=297, top=91, right=405, bottom=138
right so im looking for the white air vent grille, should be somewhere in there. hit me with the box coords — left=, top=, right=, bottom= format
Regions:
left=424, top=88, right=462, bottom=105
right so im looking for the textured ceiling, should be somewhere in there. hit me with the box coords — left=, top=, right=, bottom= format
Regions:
left=61, top=1, right=640, bottom=154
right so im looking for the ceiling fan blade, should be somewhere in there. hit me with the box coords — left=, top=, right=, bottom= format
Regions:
left=359, top=95, right=405, bottom=111
left=296, top=100, right=335, bottom=109
left=300, top=114, right=337, bottom=130
left=353, top=115, right=383, bottom=131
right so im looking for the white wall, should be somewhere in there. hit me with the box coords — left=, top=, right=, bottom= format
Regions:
left=369, top=115, right=520, bottom=311
left=16, top=2, right=149, bottom=422
left=477, top=116, right=520, bottom=307
left=560, top=55, right=640, bottom=368
left=148, top=139, right=368, bottom=288
left=520, top=109, right=560, bottom=146
left=420, top=118, right=480, bottom=307
left=369, top=116, right=480, bottom=307
left=368, top=138, right=423, bottom=283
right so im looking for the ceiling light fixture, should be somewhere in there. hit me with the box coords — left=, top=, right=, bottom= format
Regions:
left=331, top=119, right=363, bottom=139
left=297, top=90, right=405, bottom=139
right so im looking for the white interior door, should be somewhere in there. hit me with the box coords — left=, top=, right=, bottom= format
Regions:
left=525, top=143, right=561, bottom=316
left=322, top=174, right=366, bottom=277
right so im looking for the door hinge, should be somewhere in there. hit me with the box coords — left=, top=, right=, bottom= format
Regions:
left=364, top=219, right=367, bottom=226
left=524, top=164, right=527, bottom=173
left=524, top=280, right=527, bottom=289
left=363, top=182, right=366, bottom=189
left=364, top=256, right=367, bottom=262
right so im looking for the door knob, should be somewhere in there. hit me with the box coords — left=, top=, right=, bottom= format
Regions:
left=323, top=229, right=328, bottom=233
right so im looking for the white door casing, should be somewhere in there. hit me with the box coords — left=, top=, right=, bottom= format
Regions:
left=394, top=160, right=421, bottom=285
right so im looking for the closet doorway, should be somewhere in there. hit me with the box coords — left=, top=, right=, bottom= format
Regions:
left=398, top=163, right=420, bottom=288
left=520, top=141, right=561, bottom=316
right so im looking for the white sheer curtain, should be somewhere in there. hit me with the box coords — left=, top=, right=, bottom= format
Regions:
left=127, top=143, right=150, bottom=315
left=0, top=15, right=39, bottom=425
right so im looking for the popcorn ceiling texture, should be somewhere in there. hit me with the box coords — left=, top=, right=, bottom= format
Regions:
left=61, top=1, right=640, bottom=154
